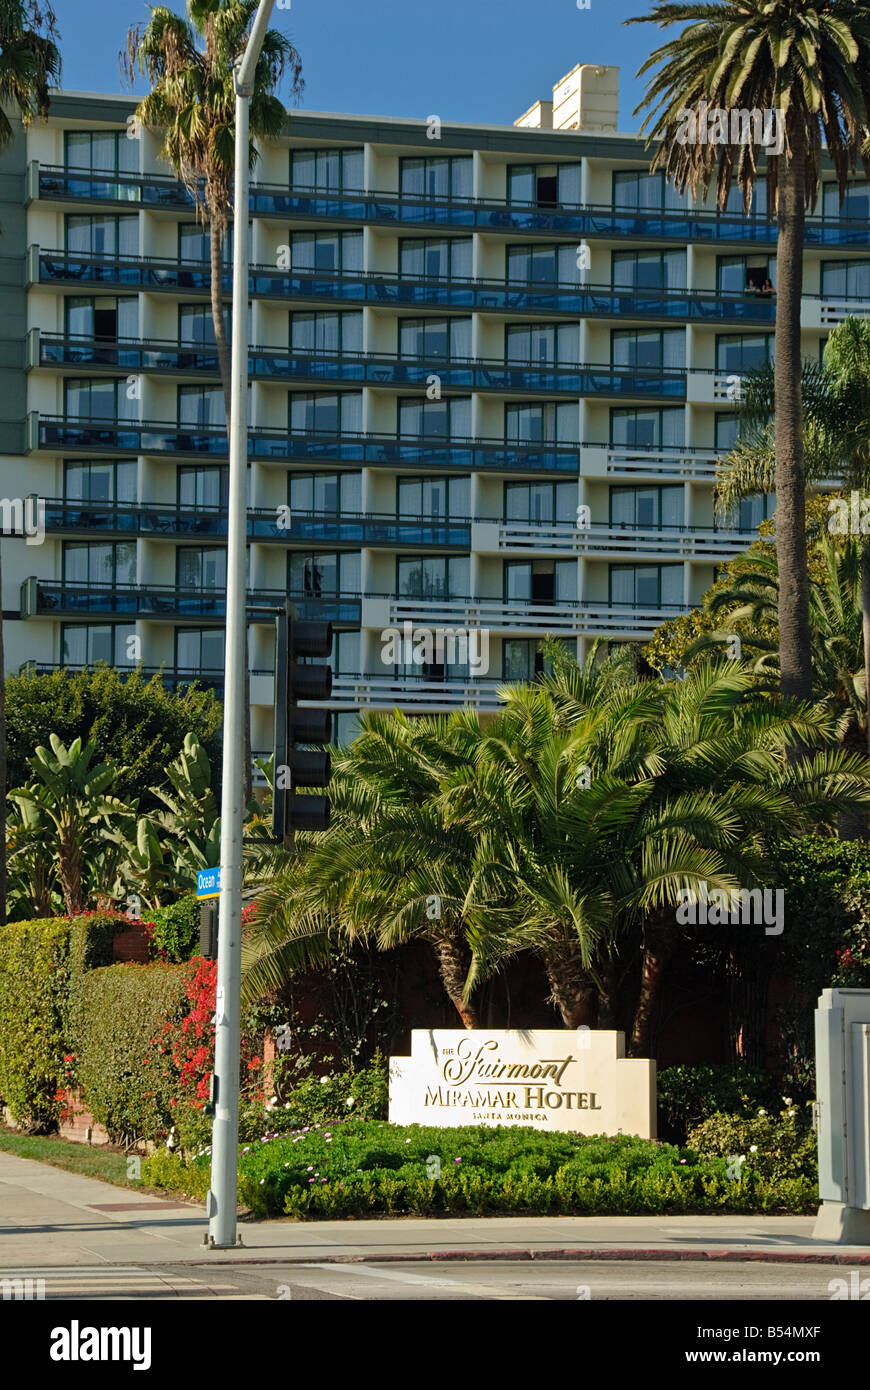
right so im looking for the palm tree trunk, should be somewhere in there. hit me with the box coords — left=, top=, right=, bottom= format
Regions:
left=434, top=934, right=478, bottom=1029
left=543, top=944, right=598, bottom=1028
left=210, top=217, right=253, bottom=804
left=628, top=910, right=673, bottom=1058
left=774, top=148, right=812, bottom=704
left=0, top=540, right=6, bottom=926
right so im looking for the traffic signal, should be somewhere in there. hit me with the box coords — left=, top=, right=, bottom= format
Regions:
left=273, top=601, right=332, bottom=841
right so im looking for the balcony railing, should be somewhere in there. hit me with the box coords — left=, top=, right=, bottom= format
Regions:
left=478, top=519, right=756, bottom=558
left=32, top=331, right=689, bottom=398
left=369, top=593, right=688, bottom=638
left=31, top=163, right=870, bottom=249
left=20, top=578, right=362, bottom=624
left=29, top=413, right=583, bottom=474
left=39, top=498, right=472, bottom=548
left=30, top=247, right=779, bottom=323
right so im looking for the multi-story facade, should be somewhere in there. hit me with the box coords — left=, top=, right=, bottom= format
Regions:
left=0, top=64, right=866, bottom=760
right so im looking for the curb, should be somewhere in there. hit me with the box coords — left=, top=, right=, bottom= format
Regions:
left=177, top=1246, right=870, bottom=1267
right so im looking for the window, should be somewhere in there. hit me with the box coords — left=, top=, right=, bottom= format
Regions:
left=715, top=413, right=741, bottom=452
left=610, top=408, right=685, bottom=449
left=175, top=628, right=226, bottom=671
left=62, top=623, right=136, bottom=666
left=717, top=255, right=777, bottom=295
left=611, top=330, right=685, bottom=369
left=63, top=541, right=136, bottom=586
left=65, top=130, right=138, bottom=176
left=179, top=304, right=230, bottom=345
left=504, top=482, right=576, bottom=523
left=64, top=460, right=136, bottom=503
left=502, top=638, right=569, bottom=680
left=65, top=214, right=138, bottom=256
left=399, top=397, right=471, bottom=438
left=506, top=244, right=578, bottom=285
left=289, top=472, right=362, bottom=513
left=716, top=334, right=774, bottom=372
left=290, top=231, right=363, bottom=272
left=609, top=564, right=682, bottom=607
left=505, top=322, right=580, bottom=365
left=823, top=181, right=870, bottom=221
left=398, top=476, right=470, bottom=518
left=178, top=386, right=228, bottom=428
left=334, top=711, right=361, bottom=745
left=65, top=378, right=138, bottom=421
left=178, top=222, right=248, bottom=264
left=612, top=250, right=686, bottom=290
left=288, top=392, right=363, bottom=433
left=331, top=630, right=360, bottom=676
left=399, top=238, right=472, bottom=279
left=722, top=182, right=768, bottom=217
left=613, top=170, right=686, bottom=212
left=736, top=493, right=776, bottom=532
left=506, top=402, right=578, bottom=445
left=178, top=466, right=227, bottom=510
left=177, top=547, right=227, bottom=590
left=821, top=261, right=870, bottom=300
left=290, top=312, right=363, bottom=353
left=399, top=318, right=472, bottom=359
left=289, top=551, right=360, bottom=596
left=397, top=554, right=469, bottom=599
left=400, top=157, right=472, bottom=200
left=66, top=296, right=138, bottom=342
left=508, top=163, right=581, bottom=208
left=504, top=559, right=577, bottom=603
left=610, top=486, right=683, bottom=528
left=291, top=147, right=364, bottom=191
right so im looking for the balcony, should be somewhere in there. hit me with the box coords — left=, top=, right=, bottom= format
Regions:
left=39, top=498, right=471, bottom=549
left=579, top=444, right=720, bottom=482
left=29, top=414, right=582, bottom=475
left=20, top=578, right=362, bottom=624
left=29, top=247, right=778, bottom=324
left=31, top=330, right=688, bottom=399
left=363, top=593, right=687, bottom=639
left=472, top=519, right=756, bottom=559
left=30, top=163, right=870, bottom=249
left=330, top=672, right=503, bottom=711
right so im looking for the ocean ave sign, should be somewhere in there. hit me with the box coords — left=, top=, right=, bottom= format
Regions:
left=389, top=1029, right=656, bottom=1136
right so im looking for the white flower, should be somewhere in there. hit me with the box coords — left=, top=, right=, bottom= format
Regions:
left=757, top=1108, right=767, bottom=1116
left=782, top=1097, right=793, bottom=1105
left=749, top=1145, right=758, bottom=1153
left=320, top=1076, right=329, bottom=1085
left=788, top=1108, right=797, bottom=1116
left=346, top=1097, right=355, bottom=1108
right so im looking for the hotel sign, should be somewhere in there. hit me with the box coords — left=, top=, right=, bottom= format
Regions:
left=389, top=1029, right=656, bottom=1137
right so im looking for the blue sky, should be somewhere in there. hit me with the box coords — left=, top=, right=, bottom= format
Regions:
left=51, top=0, right=661, bottom=130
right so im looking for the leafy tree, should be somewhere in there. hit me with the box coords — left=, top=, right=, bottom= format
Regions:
left=6, top=665, right=222, bottom=811
left=628, top=0, right=870, bottom=705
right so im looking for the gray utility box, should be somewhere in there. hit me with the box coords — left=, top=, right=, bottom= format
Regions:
left=814, top=988, right=870, bottom=1243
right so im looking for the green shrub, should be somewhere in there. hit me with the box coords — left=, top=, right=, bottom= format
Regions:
left=73, top=962, right=188, bottom=1145
left=149, top=896, right=200, bottom=962
left=142, top=1118, right=818, bottom=1219
left=0, top=913, right=125, bottom=1131
left=657, top=1064, right=776, bottom=1143
left=687, top=1099, right=817, bottom=1185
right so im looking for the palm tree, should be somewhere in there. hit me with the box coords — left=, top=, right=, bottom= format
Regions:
left=628, top=0, right=870, bottom=704
left=123, top=1, right=303, bottom=799
left=0, top=0, right=61, bottom=926
left=717, top=316, right=870, bottom=745
left=242, top=712, right=484, bottom=1027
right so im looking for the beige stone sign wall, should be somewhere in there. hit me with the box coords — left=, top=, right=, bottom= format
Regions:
left=389, top=1029, right=656, bottom=1138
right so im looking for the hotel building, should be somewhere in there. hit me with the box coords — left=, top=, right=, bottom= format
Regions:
left=0, top=62, right=865, bottom=760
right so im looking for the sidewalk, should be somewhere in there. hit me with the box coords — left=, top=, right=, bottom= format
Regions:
left=1, top=1150, right=868, bottom=1268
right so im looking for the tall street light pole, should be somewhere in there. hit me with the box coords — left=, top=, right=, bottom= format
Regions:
left=207, top=0, right=276, bottom=1251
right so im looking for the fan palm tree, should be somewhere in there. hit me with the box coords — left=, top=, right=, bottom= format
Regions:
left=242, top=712, right=484, bottom=1026
left=123, top=1, right=303, bottom=799
left=628, top=0, right=870, bottom=705
left=0, top=0, right=61, bottom=926
left=716, top=316, right=870, bottom=745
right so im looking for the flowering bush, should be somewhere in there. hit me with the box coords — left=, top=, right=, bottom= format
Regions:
left=686, top=1099, right=817, bottom=1185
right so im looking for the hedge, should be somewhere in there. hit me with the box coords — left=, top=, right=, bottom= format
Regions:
left=142, top=1119, right=818, bottom=1218
left=0, top=913, right=127, bottom=1131
left=73, top=962, right=188, bottom=1145
left=149, top=895, right=201, bottom=962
